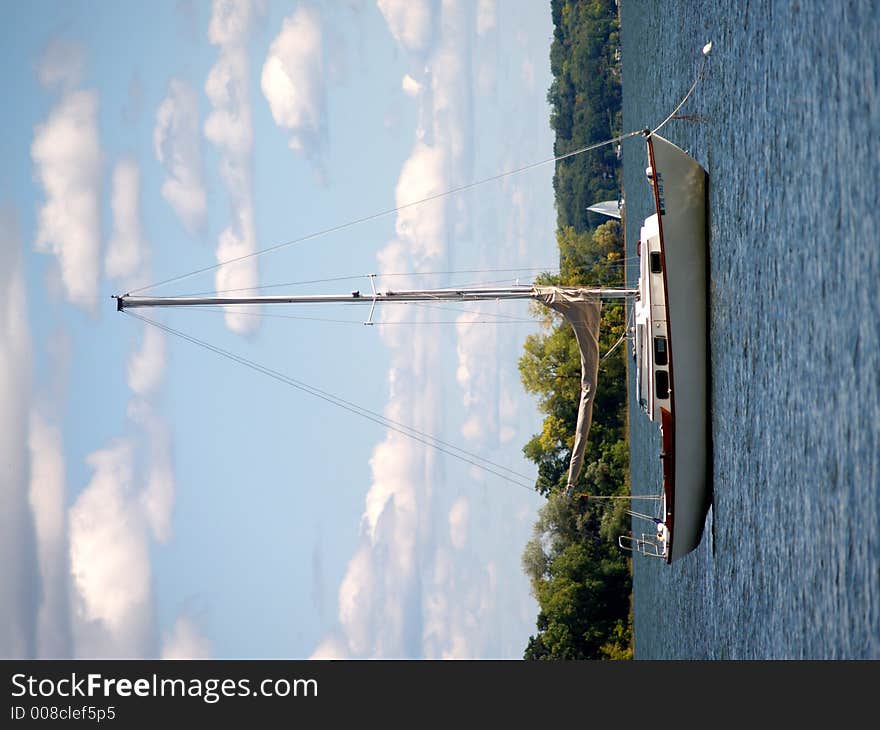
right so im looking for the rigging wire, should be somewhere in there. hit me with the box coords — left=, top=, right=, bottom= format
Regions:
left=600, top=304, right=634, bottom=362
left=124, top=310, right=539, bottom=491
left=649, top=44, right=712, bottom=137
left=161, top=305, right=538, bottom=326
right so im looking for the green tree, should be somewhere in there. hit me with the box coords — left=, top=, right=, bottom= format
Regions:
left=522, top=495, right=632, bottom=660
left=520, top=0, right=633, bottom=659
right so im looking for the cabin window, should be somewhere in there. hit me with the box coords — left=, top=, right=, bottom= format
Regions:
left=653, top=336, right=668, bottom=366
left=655, top=370, right=669, bottom=400
left=650, top=252, right=662, bottom=274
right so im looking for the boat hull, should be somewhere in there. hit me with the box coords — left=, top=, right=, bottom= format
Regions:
left=646, top=133, right=711, bottom=562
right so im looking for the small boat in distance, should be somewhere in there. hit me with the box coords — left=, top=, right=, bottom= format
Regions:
left=626, top=132, right=712, bottom=562
left=587, top=199, right=624, bottom=220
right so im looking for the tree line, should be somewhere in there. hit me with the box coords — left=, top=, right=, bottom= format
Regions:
left=520, top=0, right=632, bottom=660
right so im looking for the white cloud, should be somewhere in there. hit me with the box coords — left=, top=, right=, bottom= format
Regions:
left=205, top=1, right=260, bottom=335
left=364, top=431, right=420, bottom=546
left=448, top=496, right=469, bottom=549
left=377, top=0, right=433, bottom=54
left=31, top=89, right=102, bottom=312
left=205, top=49, right=253, bottom=162
left=208, top=0, right=265, bottom=46
left=401, top=73, right=422, bottom=98
left=261, top=6, right=325, bottom=156
left=127, top=327, right=166, bottom=397
left=476, top=0, right=496, bottom=36
left=28, top=412, right=72, bottom=658
left=0, top=210, right=39, bottom=658
left=154, top=78, right=207, bottom=236
left=128, top=399, right=175, bottom=543
left=393, top=140, right=446, bottom=260
left=36, top=38, right=85, bottom=90
left=309, top=632, right=349, bottom=659
left=162, top=615, right=212, bottom=659
left=214, top=206, right=259, bottom=334
left=69, top=440, right=156, bottom=657
left=106, top=158, right=146, bottom=282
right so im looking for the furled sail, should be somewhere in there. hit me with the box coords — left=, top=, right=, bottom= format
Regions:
left=533, top=286, right=602, bottom=497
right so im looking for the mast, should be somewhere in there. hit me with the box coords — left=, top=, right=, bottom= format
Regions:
left=114, top=285, right=637, bottom=312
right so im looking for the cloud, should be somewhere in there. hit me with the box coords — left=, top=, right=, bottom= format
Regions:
left=208, top=0, right=265, bottom=46
left=128, top=399, right=175, bottom=543
left=162, top=614, right=212, bottom=659
left=448, top=496, right=470, bottom=549
left=401, top=73, right=422, bottom=98
left=377, top=0, right=434, bottom=54
left=106, top=158, right=147, bottom=283
left=0, top=209, right=40, bottom=658
left=204, top=1, right=261, bottom=335
left=213, top=206, right=259, bottom=334
left=204, top=49, right=253, bottom=162
left=336, top=526, right=422, bottom=657
left=261, top=6, right=326, bottom=157
left=69, top=439, right=156, bottom=657
left=393, top=141, right=446, bottom=260
left=127, top=326, right=167, bottom=397
left=36, top=38, right=86, bottom=90
left=28, top=412, right=72, bottom=658
left=31, top=89, right=102, bottom=312
left=311, top=532, right=325, bottom=617
left=455, top=311, right=498, bottom=444
left=154, top=78, right=207, bottom=236
left=476, top=0, right=496, bottom=36
left=309, top=632, right=349, bottom=660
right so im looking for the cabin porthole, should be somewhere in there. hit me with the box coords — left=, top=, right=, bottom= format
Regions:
left=650, top=252, right=662, bottom=274
left=653, top=336, right=668, bottom=366
left=655, top=370, right=670, bottom=400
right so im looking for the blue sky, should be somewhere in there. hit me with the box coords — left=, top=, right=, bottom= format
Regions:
left=1, top=0, right=559, bottom=659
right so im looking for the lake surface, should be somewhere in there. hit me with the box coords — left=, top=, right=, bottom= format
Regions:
left=621, top=0, right=879, bottom=658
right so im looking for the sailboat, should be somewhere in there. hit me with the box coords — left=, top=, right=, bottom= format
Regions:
left=625, top=131, right=712, bottom=562
left=116, top=43, right=714, bottom=565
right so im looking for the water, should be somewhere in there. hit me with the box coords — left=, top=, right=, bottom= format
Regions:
left=621, top=0, right=879, bottom=658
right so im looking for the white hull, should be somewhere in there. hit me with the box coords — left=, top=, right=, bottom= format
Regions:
left=635, top=133, right=711, bottom=562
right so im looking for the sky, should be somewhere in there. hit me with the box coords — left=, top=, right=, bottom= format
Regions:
left=1, top=0, right=560, bottom=659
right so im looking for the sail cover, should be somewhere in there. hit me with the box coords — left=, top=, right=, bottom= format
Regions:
left=533, top=286, right=602, bottom=497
